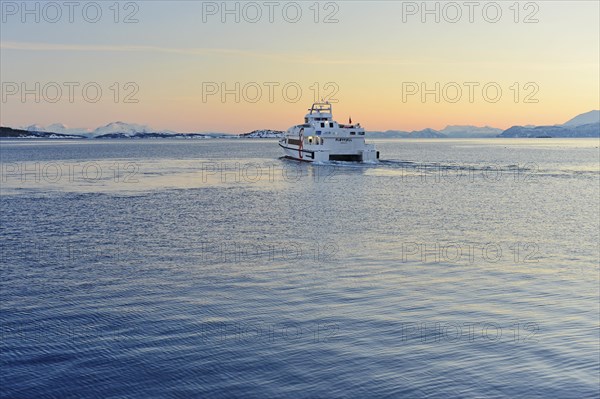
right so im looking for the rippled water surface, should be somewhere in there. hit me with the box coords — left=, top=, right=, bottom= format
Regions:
left=1, top=138, right=599, bottom=398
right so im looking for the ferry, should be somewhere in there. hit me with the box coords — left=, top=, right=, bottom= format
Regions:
left=279, top=102, right=379, bottom=162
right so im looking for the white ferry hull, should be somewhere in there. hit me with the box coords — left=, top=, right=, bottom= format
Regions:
left=279, top=143, right=313, bottom=162
left=279, top=142, right=378, bottom=163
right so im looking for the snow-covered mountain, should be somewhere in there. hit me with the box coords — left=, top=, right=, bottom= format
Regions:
left=369, top=129, right=446, bottom=138
left=409, top=128, right=446, bottom=138
left=25, top=123, right=92, bottom=136
left=499, top=123, right=600, bottom=138
left=440, top=125, right=503, bottom=138
left=368, top=125, right=503, bottom=138
left=92, top=122, right=177, bottom=138
left=1, top=126, right=85, bottom=139
left=23, top=121, right=177, bottom=138
left=563, top=110, right=600, bottom=127
left=500, top=111, right=600, bottom=138
left=239, top=130, right=284, bottom=138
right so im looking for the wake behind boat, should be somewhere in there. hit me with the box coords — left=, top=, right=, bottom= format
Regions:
left=279, top=102, right=379, bottom=162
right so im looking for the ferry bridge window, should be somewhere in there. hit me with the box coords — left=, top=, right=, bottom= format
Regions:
left=321, top=123, right=325, bottom=128
left=359, top=132, right=365, bottom=135
left=329, top=122, right=334, bottom=128
left=350, top=132, right=356, bottom=135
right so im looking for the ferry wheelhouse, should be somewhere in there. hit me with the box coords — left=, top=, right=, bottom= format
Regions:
left=279, top=102, right=379, bottom=162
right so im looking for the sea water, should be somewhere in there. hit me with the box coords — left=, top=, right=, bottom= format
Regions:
left=1, top=138, right=599, bottom=398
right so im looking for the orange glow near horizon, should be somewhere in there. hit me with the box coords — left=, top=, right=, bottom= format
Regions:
left=0, top=1, right=598, bottom=133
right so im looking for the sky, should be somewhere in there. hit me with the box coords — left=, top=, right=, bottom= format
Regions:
left=1, top=0, right=599, bottom=133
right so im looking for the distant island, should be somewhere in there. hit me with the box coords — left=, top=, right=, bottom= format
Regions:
left=0, top=126, right=86, bottom=139
left=498, top=110, right=599, bottom=138
left=2, top=111, right=598, bottom=139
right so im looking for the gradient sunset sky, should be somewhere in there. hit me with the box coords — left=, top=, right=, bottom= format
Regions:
left=1, top=1, right=598, bottom=133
